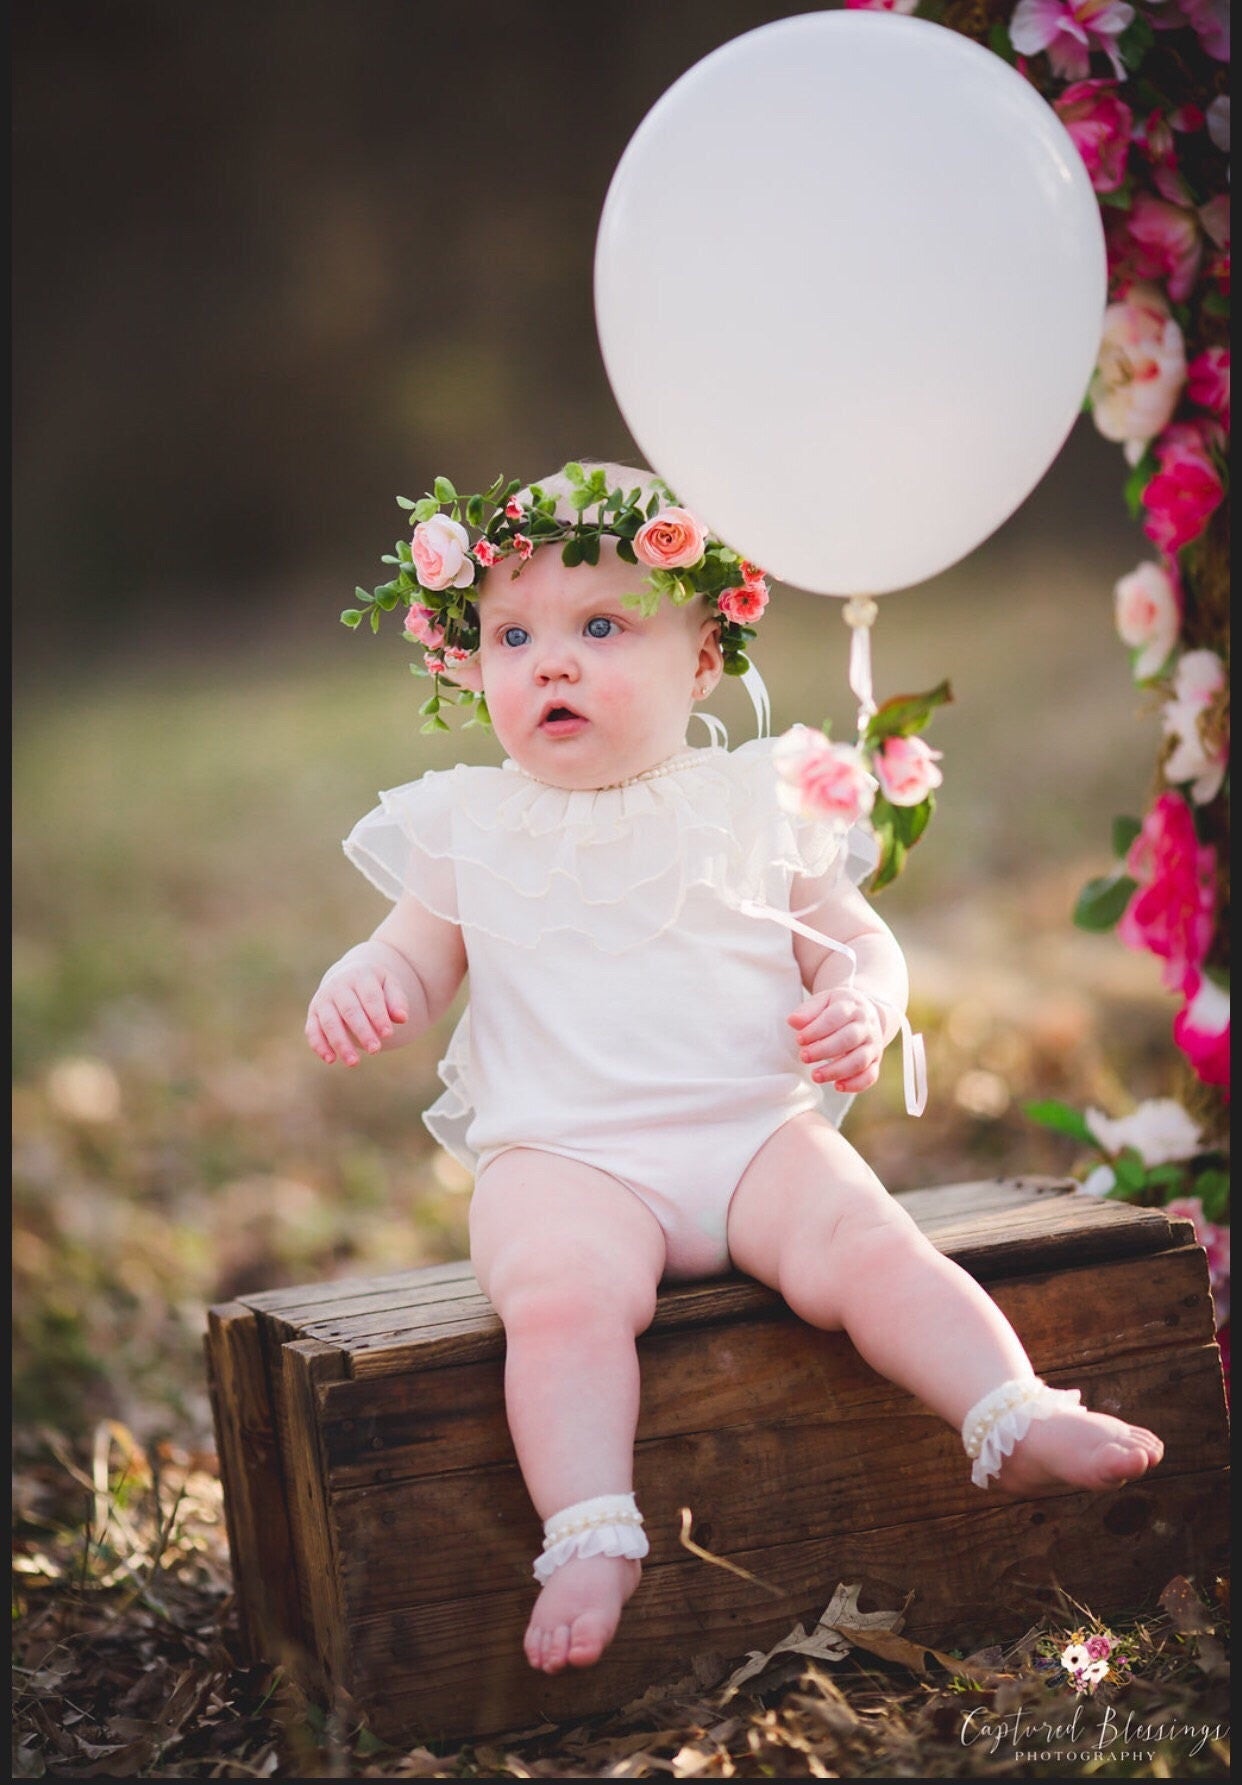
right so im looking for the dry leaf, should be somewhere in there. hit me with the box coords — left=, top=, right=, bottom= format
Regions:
left=1159, top=1573, right=1216, bottom=1634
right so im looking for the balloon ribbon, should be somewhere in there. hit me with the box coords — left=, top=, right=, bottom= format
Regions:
left=843, top=595, right=879, bottom=738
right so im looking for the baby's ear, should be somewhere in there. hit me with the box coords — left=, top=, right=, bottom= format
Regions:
left=439, top=653, right=483, bottom=694
left=694, top=617, right=725, bottom=697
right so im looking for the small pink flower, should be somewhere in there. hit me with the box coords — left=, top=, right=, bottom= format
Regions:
left=717, top=583, right=770, bottom=623
left=422, top=651, right=445, bottom=674
left=1162, top=649, right=1228, bottom=804
left=1123, top=193, right=1203, bottom=303
left=1174, top=0, right=1230, bottom=62
left=1187, top=347, right=1230, bottom=430
left=773, top=725, right=876, bottom=829
left=1055, top=80, right=1133, bottom=191
left=740, top=560, right=767, bottom=587
left=1114, top=560, right=1181, bottom=679
left=1172, top=976, right=1231, bottom=1099
left=1090, top=284, right=1186, bottom=462
left=1009, top=0, right=1136, bottom=82
left=472, top=538, right=501, bottom=567
left=511, top=533, right=534, bottom=562
left=633, top=507, right=707, bottom=571
left=403, top=603, right=446, bottom=649
left=1086, top=1634, right=1113, bottom=1661
left=410, top=514, right=475, bottom=592
left=1142, top=423, right=1225, bottom=553
left=504, top=498, right=525, bottom=520
left=845, top=0, right=918, bottom=11
left=1118, top=792, right=1216, bottom=992
left=442, top=645, right=475, bottom=667
left=873, top=735, right=944, bottom=808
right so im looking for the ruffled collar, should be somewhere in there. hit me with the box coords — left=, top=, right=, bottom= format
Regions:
left=500, top=745, right=718, bottom=793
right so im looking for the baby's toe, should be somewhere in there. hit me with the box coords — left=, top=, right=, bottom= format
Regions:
left=567, top=1610, right=611, bottom=1669
left=540, top=1621, right=572, bottom=1674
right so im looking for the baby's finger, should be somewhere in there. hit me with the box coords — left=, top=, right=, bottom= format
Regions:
left=810, top=1043, right=878, bottom=1086
left=799, top=1017, right=871, bottom=1059
left=304, top=1014, right=339, bottom=1065
left=353, top=979, right=397, bottom=1044
left=381, top=977, right=410, bottom=1025
left=314, top=1003, right=364, bottom=1067
left=830, top=1062, right=882, bottom=1093
left=332, top=989, right=389, bottom=1055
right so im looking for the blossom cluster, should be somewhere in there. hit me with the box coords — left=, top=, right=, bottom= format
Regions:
left=343, top=463, right=769, bottom=731
left=1042, top=1626, right=1135, bottom=1694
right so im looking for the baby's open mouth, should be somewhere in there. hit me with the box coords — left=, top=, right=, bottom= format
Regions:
left=540, top=704, right=587, bottom=731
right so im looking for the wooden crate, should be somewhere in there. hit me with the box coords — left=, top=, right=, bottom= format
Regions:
left=206, top=1177, right=1229, bottom=1744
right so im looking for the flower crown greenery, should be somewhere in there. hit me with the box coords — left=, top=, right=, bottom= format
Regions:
left=341, top=460, right=769, bottom=731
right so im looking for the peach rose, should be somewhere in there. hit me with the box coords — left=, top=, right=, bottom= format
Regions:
left=873, top=735, right=944, bottom=808
left=1089, top=285, right=1187, bottom=463
left=1113, top=560, right=1181, bottom=680
left=633, top=507, right=707, bottom=571
left=410, top=515, right=475, bottom=591
left=717, top=583, right=769, bottom=623
left=773, top=725, right=876, bottom=828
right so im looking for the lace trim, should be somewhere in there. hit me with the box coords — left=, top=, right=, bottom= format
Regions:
left=961, top=1376, right=1084, bottom=1489
left=504, top=747, right=705, bottom=791
left=532, top=1492, right=649, bottom=1585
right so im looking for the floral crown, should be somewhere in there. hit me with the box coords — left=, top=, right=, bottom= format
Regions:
left=341, top=460, right=770, bottom=731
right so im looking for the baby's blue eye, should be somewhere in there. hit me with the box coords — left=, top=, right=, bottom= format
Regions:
left=502, top=626, right=530, bottom=648
left=584, top=616, right=619, bottom=639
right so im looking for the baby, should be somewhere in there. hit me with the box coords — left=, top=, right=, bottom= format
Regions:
left=307, top=462, right=1163, bottom=1678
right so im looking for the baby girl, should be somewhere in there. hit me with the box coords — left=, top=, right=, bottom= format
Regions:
left=306, top=462, right=1163, bottom=1678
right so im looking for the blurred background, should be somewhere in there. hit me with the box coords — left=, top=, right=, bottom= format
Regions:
left=13, top=0, right=1174, bottom=1448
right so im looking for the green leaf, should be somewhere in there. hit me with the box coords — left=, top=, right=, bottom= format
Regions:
left=563, top=461, right=585, bottom=485
left=420, top=714, right=451, bottom=734
left=418, top=695, right=441, bottom=716
left=354, top=585, right=374, bottom=603
left=987, top=21, right=1015, bottom=62
left=1023, top=1099, right=1094, bottom=1144
left=864, top=681, right=953, bottom=743
left=340, top=609, right=363, bottom=628
left=868, top=832, right=906, bottom=894
left=1194, top=1168, right=1230, bottom=1222
left=569, top=486, right=594, bottom=511
left=432, top=476, right=457, bottom=502
left=465, top=494, right=485, bottom=527
left=1112, top=1150, right=1148, bottom=1192
left=1202, top=289, right=1230, bottom=319
left=1112, top=815, right=1142, bottom=858
left=369, top=608, right=381, bottom=634
left=1117, top=13, right=1154, bottom=70
left=1073, top=872, right=1138, bottom=932
left=395, top=495, right=416, bottom=510
left=413, top=496, right=440, bottom=523
left=580, top=533, right=601, bottom=566
left=615, top=538, right=637, bottom=564
left=561, top=538, right=584, bottom=568
left=1123, top=452, right=1155, bottom=521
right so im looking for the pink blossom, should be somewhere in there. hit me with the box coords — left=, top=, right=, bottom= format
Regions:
left=1117, top=792, right=1215, bottom=992
left=1161, top=649, right=1228, bottom=803
left=717, top=583, right=770, bottom=624
left=1009, top=0, right=1136, bottom=82
left=471, top=538, right=501, bottom=568
left=1174, top=0, right=1230, bottom=61
left=874, top=735, right=944, bottom=808
left=410, top=515, right=475, bottom=592
left=772, top=725, right=876, bottom=829
left=845, top=0, right=918, bottom=11
left=1206, top=96, right=1229, bottom=155
left=1055, top=80, right=1133, bottom=191
left=422, top=651, right=446, bottom=675
left=1142, top=422, right=1225, bottom=553
left=504, top=498, right=525, bottom=520
left=511, top=533, right=534, bottom=562
left=403, top=603, right=446, bottom=649
left=1086, top=1634, right=1113, bottom=1661
left=1114, top=560, right=1181, bottom=679
left=740, top=560, right=767, bottom=588
left=1165, top=1192, right=1230, bottom=1319
left=1187, top=346, right=1230, bottom=430
left=633, top=507, right=707, bottom=571
left=1173, top=975, right=1231, bottom=1098
left=442, top=645, right=474, bottom=667
left=1090, top=285, right=1186, bottom=461
left=1122, top=193, right=1203, bottom=303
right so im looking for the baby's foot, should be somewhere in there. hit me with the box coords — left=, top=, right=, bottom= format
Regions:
left=523, top=1554, right=641, bottom=1674
left=993, top=1406, right=1163, bottom=1497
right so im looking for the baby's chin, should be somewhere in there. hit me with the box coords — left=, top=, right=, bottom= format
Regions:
left=503, top=732, right=688, bottom=791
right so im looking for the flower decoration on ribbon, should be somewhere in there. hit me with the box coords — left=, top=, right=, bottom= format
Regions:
left=342, top=462, right=768, bottom=732
left=772, top=680, right=951, bottom=892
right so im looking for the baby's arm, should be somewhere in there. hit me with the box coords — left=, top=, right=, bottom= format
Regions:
left=786, top=870, right=909, bottom=1095
left=305, top=895, right=467, bottom=1068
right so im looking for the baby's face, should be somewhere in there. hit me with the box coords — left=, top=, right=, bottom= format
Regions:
left=474, top=543, right=721, bottom=789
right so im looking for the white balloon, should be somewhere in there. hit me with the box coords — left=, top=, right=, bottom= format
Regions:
left=594, top=12, right=1107, bottom=596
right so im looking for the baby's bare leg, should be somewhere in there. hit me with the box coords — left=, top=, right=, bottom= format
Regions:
left=470, top=1150, right=666, bottom=1674
left=727, top=1114, right=1162, bottom=1493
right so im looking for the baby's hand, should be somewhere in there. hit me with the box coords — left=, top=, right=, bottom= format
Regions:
left=787, top=985, right=886, bottom=1093
left=305, top=951, right=410, bottom=1067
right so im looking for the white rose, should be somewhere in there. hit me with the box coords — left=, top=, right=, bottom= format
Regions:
left=1161, top=649, right=1227, bottom=804
left=1090, top=285, right=1187, bottom=464
left=1114, top=561, right=1180, bottom=681
left=1085, top=1098, right=1203, bottom=1166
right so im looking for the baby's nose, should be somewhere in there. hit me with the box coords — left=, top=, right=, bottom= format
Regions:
left=534, top=642, right=580, bottom=681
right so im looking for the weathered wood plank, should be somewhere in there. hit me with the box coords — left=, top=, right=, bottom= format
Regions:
left=204, top=1305, right=304, bottom=1662
left=314, top=1245, right=1214, bottom=1486
left=345, top=1466, right=1230, bottom=1744
left=279, top=1339, right=351, bottom=1691
left=328, top=1344, right=1227, bottom=1617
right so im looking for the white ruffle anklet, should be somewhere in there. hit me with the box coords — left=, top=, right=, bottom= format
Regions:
left=532, top=1492, right=649, bottom=1585
left=961, top=1376, right=1084, bottom=1489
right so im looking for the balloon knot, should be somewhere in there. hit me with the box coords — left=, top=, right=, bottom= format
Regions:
left=842, top=595, right=879, bottom=631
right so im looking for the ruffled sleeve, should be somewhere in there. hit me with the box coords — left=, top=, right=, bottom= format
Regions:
left=342, top=769, right=460, bottom=924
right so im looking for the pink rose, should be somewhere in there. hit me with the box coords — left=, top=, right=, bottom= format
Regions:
left=1142, top=423, right=1225, bottom=553
left=1173, top=975, right=1231, bottom=1097
left=410, top=515, right=475, bottom=592
left=1089, top=285, right=1186, bottom=461
left=422, top=651, right=445, bottom=674
left=1085, top=1634, right=1113, bottom=1661
left=504, top=498, right=525, bottom=520
left=472, top=538, right=501, bottom=568
left=845, top=0, right=918, bottom=11
left=1113, top=560, right=1181, bottom=680
left=773, top=725, right=876, bottom=829
left=633, top=507, right=707, bottom=571
left=1187, top=346, right=1230, bottom=430
left=873, top=735, right=944, bottom=808
left=1055, top=81, right=1133, bottom=192
left=1117, top=792, right=1216, bottom=992
left=717, top=583, right=770, bottom=623
left=1009, top=0, right=1136, bottom=82
left=1161, top=649, right=1228, bottom=804
left=740, top=560, right=767, bottom=587
left=1122, top=193, right=1203, bottom=303
left=442, top=645, right=474, bottom=667
left=511, top=533, right=534, bottom=562
left=403, top=603, right=446, bottom=649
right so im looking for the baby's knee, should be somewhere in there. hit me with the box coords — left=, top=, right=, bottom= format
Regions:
left=492, top=1262, right=657, bottom=1342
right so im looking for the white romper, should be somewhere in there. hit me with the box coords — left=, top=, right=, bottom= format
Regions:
left=343, top=739, right=880, bottom=1279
